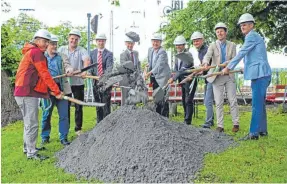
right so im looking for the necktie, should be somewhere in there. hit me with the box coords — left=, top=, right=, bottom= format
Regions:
left=130, top=51, right=134, bottom=64
left=97, top=51, right=103, bottom=76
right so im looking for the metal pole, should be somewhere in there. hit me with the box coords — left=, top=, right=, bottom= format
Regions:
left=87, top=13, right=91, bottom=55
left=111, top=10, right=114, bottom=53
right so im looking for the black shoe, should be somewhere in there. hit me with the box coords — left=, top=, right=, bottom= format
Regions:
left=60, top=139, right=70, bottom=146
left=259, top=132, right=268, bottom=137
left=184, top=121, right=191, bottom=125
left=27, top=154, right=49, bottom=161
left=239, top=134, right=259, bottom=141
left=23, top=147, right=46, bottom=155
left=201, top=123, right=211, bottom=128
left=216, top=127, right=224, bottom=132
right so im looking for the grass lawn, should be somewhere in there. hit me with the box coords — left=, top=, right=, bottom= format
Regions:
left=1, top=105, right=287, bottom=183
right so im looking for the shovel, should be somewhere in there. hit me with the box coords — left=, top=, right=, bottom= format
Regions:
left=203, top=69, right=243, bottom=78
left=152, top=82, right=170, bottom=103
left=62, top=96, right=105, bottom=107
left=53, top=63, right=98, bottom=79
left=50, top=92, right=105, bottom=107
left=179, top=73, right=205, bottom=84
left=185, top=63, right=228, bottom=73
left=74, top=75, right=99, bottom=80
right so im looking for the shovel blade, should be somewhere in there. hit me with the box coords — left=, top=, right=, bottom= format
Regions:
left=84, top=102, right=106, bottom=107
left=117, top=61, right=134, bottom=73
left=152, top=87, right=165, bottom=103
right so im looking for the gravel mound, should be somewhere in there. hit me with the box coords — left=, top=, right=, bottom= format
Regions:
left=55, top=106, right=234, bottom=183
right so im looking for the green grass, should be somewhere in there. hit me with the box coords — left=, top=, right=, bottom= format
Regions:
left=1, top=105, right=287, bottom=183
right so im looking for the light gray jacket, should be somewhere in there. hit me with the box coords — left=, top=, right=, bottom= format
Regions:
left=148, top=47, right=171, bottom=88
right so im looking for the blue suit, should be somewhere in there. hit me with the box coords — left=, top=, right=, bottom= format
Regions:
left=227, top=30, right=271, bottom=136
left=90, top=48, right=114, bottom=124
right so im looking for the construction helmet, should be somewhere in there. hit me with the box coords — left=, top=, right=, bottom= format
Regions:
left=237, top=13, right=255, bottom=25
left=125, top=35, right=134, bottom=43
left=214, top=22, right=228, bottom=31
left=151, top=33, right=162, bottom=41
left=50, top=34, right=59, bottom=42
left=190, top=31, right=204, bottom=40
left=173, top=35, right=186, bottom=45
left=69, top=29, right=81, bottom=37
left=33, top=29, right=51, bottom=40
left=96, top=33, right=107, bottom=40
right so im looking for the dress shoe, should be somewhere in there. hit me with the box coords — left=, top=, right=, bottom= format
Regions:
left=60, top=139, right=70, bottom=146
left=259, top=132, right=268, bottom=136
left=27, top=154, right=49, bottom=161
left=184, top=121, right=191, bottom=125
left=23, top=147, right=46, bottom=155
left=232, top=125, right=240, bottom=132
left=239, top=134, right=259, bottom=141
left=201, top=123, right=211, bottom=128
left=216, top=127, right=224, bottom=132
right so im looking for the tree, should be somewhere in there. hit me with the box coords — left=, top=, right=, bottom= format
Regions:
left=1, top=1, right=23, bottom=126
left=160, top=1, right=287, bottom=51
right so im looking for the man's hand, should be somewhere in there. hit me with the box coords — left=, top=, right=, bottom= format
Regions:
left=66, top=68, right=74, bottom=77
left=195, top=70, right=203, bottom=75
left=52, top=92, right=64, bottom=99
left=221, top=67, right=230, bottom=75
left=144, top=71, right=152, bottom=80
left=81, top=71, right=87, bottom=79
left=168, top=78, right=174, bottom=84
left=202, top=63, right=209, bottom=71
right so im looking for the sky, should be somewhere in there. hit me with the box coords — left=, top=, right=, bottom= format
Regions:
left=1, top=0, right=287, bottom=68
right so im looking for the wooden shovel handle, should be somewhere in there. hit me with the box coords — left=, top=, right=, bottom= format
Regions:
left=53, top=74, right=67, bottom=79
left=75, top=75, right=99, bottom=80
left=205, top=69, right=243, bottom=78
left=62, top=96, right=84, bottom=105
left=187, top=63, right=227, bottom=73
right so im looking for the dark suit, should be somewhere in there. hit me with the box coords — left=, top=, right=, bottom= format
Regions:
left=90, top=48, right=114, bottom=124
left=120, top=49, right=140, bottom=105
left=173, top=49, right=197, bottom=124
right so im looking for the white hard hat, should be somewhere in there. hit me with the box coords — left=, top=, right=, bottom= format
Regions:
left=214, top=22, right=228, bottom=31
left=151, top=33, right=162, bottom=41
left=173, top=35, right=186, bottom=45
left=237, top=13, right=255, bottom=25
left=50, top=34, right=59, bottom=42
left=69, top=29, right=81, bottom=37
left=124, top=35, right=134, bottom=42
left=33, top=29, right=51, bottom=40
left=191, top=31, right=204, bottom=40
left=96, top=33, right=107, bottom=40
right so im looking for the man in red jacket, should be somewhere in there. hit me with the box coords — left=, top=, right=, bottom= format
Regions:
left=14, top=29, right=63, bottom=160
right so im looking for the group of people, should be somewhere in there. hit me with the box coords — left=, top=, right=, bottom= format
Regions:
left=14, top=13, right=271, bottom=160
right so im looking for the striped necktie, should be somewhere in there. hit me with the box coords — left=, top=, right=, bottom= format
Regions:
left=97, top=51, right=103, bottom=76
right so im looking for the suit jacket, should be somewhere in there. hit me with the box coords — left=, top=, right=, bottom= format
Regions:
left=148, top=47, right=171, bottom=88
left=227, top=30, right=271, bottom=80
left=203, top=40, right=237, bottom=83
left=173, top=49, right=194, bottom=82
left=120, top=49, right=141, bottom=71
left=90, top=48, right=114, bottom=76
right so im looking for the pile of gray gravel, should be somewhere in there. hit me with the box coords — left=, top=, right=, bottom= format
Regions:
left=55, top=106, right=234, bottom=183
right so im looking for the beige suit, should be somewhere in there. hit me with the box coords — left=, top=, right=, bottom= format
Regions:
left=203, top=40, right=239, bottom=128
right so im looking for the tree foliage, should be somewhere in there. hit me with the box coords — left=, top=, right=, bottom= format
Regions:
left=1, top=13, right=95, bottom=81
left=1, top=0, right=11, bottom=12
left=160, top=1, right=287, bottom=51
